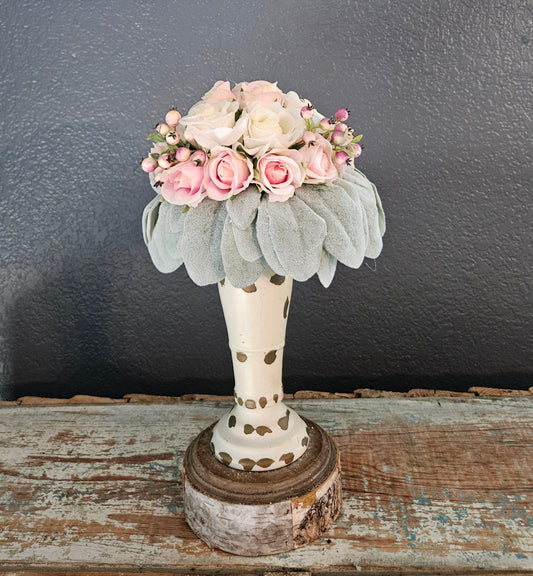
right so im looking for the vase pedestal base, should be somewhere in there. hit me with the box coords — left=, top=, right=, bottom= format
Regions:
left=182, top=417, right=342, bottom=556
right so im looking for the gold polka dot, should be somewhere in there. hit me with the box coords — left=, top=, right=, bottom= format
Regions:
left=239, top=458, right=256, bottom=471
left=264, top=350, right=277, bottom=365
left=280, top=452, right=294, bottom=465
left=242, top=284, right=257, bottom=293
left=283, top=297, right=290, bottom=319
left=257, top=458, right=275, bottom=468
left=273, top=394, right=279, bottom=403
left=245, top=399, right=256, bottom=409
left=278, top=409, right=290, bottom=431
left=256, top=426, right=272, bottom=436
left=219, top=452, right=232, bottom=465
left=220, top=279, right=225, bottom=286
left=228, top=415, right=236, bottom=428
left=236, top=352, right=247, bottom=362
left=259, top=396, right=267, bottom=408
left=270, top=274, right=285, bottom=285
left=237, top=396, right=243, bottom=406
left=244, top=424, right=254, bottom=435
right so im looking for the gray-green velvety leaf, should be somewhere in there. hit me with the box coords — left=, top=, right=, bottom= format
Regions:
left=256, top=196, right=289, bottom=275
left=266, top=195, right=327, bottom=282
left=296, top=184, right=366, bottom=269
left=209, top=203, right=227, bottom=280
left=233, top=224, right=262, bottom=262
left=144, top=199, right=183, bottom=273
left=142, top=195, right=162, bottom=245
left=226, top=185, right=262, bottom=230
left=182, top=199, right=225, bottom=285
left=371, top=182, right=386, bottom=235
left=338, top=169, right=383, bottom=259
left=221, top=219, right=266, bottom=288
left=317, top=249, right=337, bottom=288
left=142, top=169, right=385, bottom=287
left=167, top=203, right=187, bottom=235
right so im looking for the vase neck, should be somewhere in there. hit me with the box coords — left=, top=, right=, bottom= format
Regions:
left=218, top=272, right=292, bottom=403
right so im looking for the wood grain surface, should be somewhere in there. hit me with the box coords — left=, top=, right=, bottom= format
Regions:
left=0, top=397, right=532, bottom=575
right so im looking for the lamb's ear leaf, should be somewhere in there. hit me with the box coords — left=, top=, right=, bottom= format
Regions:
left=297, top=184, right=367, bottom=269
left=143, top=199, right=184, bottom=274
left=226, top=185, right=262, bottom=230
left=233, top=225, right=262, bottom=262
left=220, top=218, right=265, bottom=288
left=317, top=250, right=337, bottom=288
left=142, top=195, right=162, bottom=245
left=256, top=196, right=289, bottom=276
left=265, top=194, right=326, bottom=282
left=336, top=169, right=384, bottom=259
left=181, top=199, right=226, bottom=285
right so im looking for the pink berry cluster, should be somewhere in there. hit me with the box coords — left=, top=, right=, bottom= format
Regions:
left=140, top=108, right=196, bottom=173
left=140, top=81, right=364, bottom=207
left=299, top=105, right=362, bottom=169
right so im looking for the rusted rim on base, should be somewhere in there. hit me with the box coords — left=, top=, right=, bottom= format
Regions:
left=183, top=417, right=339, bottom=505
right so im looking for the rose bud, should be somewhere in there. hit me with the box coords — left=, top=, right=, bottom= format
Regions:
left=166, top=131, right=180, bottom=145
left=302, top=131, right=317, bottom=145
left=334, top=150, right=350, bottom=165
left=319, top=117, right=333, bottom=130
left=334, top=108, right=349, bottom=122
left=190, top=150, right=207, bottom=166
left=141, top=157, right=158, bottom=172
left=165, top=108, right=181, bottom=126
left=156, top=123, right=170, bottom=137
left=175, top=147, right=192, bottom=162
left=300, top=105, right=314, bottom=120
left=158, top=154, right=172, bottom=169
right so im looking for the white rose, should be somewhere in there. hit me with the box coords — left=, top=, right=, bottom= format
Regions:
left=283, top=90, right=326, bottom=129
left=283, top=90, right=310, bottom=110
left=180, top=99, right=246, bottom=150
left=241, top=101, right=305, bottom=156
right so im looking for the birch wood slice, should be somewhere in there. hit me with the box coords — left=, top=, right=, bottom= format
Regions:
left=183, top=417, right=342, bottom=556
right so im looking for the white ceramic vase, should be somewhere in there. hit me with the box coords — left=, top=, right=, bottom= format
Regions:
left=210, top=269, right=309, bottom=471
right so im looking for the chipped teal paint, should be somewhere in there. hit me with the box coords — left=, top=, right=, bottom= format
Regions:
left=434, top=513, right=452, bottom=525
left=167, top=502, right=179, bottom=514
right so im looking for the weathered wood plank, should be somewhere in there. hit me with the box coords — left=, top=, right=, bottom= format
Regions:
left=0, top=398, right=532, bottom=574
left=3, top=384, right=531, bottom=408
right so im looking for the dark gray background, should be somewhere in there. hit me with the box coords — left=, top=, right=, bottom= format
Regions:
left=1, top=0, right=531, bottom=400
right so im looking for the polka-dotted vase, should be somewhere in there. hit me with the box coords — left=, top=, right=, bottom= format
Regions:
left=211, top=270, right=309, bottom=471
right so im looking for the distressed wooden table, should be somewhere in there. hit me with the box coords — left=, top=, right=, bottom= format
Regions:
left=0, top=397, right=532, bottom=575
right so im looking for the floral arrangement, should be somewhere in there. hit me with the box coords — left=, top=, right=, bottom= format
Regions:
left=141, top=80, right=363, bottom=207
left=141, top=81, right=385, bottom=289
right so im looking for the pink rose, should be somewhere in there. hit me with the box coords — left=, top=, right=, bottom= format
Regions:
left=233, top=80, right=285, bottom=106
left=160, top=160, right=206, bottom=207
left=204, top=147, right=253, bottom=201
left=201, top=80, right=236, bottom=103
left=256, top=150, right=305, bottom=202
left=297, top=133, right=338, bottom=184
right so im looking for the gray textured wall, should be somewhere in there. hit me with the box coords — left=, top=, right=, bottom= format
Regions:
left=1, top=0, right=531, bottom=400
